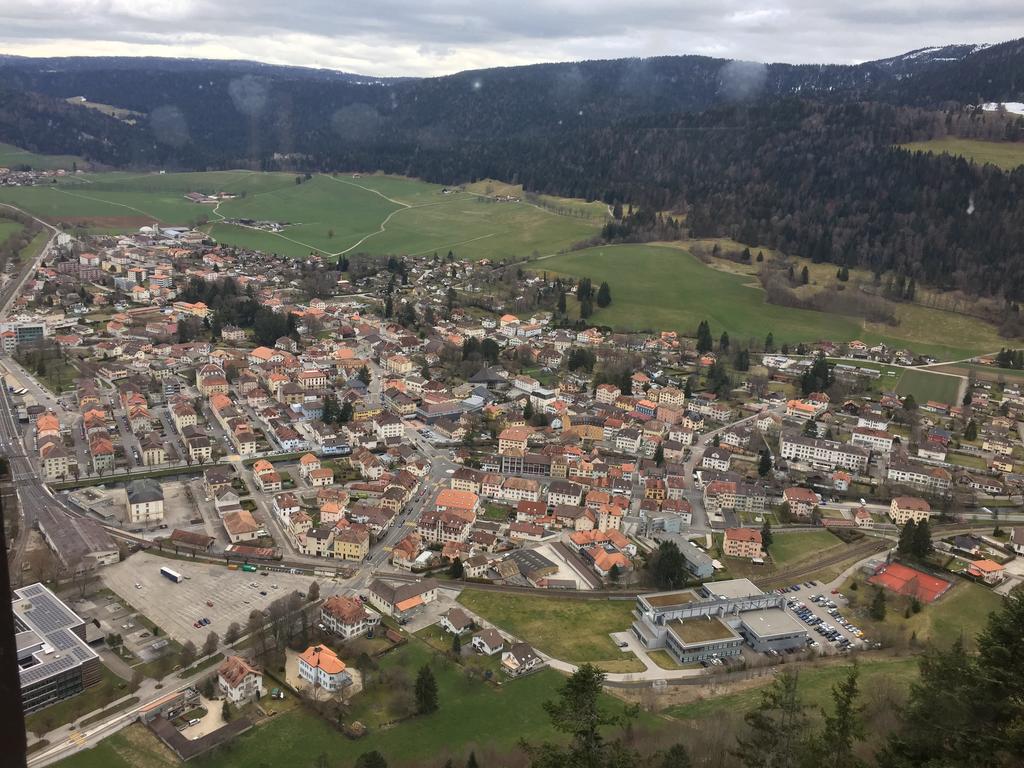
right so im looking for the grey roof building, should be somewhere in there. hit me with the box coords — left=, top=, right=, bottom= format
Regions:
left=13, top=583, right=102, bottom=713
left=126, top=478, right=164, bottom=505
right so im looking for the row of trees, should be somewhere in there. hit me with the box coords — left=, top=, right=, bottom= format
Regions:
left=573, top=277, right=612, bottom=319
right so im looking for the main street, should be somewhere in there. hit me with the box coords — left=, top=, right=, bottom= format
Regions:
left=677, top=400, right=788, bottom=533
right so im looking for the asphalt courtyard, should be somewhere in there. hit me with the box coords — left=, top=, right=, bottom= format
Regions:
left=101, top=552, right=342, bottom=646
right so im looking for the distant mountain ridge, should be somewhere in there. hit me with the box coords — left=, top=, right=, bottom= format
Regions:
left=3, top=40, right=1024, bottom=301
left=0, top=38, right=1022, bottom=170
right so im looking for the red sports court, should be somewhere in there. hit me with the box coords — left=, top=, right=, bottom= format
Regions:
left=867, top=562, right=951, bottom=604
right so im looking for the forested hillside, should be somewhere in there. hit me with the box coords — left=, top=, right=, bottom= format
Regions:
left=2, top=42, right=1024, bottom=298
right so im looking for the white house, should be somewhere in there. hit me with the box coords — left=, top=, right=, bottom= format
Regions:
left=471, top=628, right=504, bottom=656
left=297, top=645, right=350, bottom=693
left=217, top=656, right=263, bottom=704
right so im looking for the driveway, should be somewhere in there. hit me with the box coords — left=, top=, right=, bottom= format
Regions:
left=182, top=695, right=225, bottom=739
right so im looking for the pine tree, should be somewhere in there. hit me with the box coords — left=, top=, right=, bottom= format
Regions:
left=815, top=666, right=865, bottom=768
left=338, top=400, right=354, bottom=423
left=465, top=752, right=480, bottom=768
left=898, top=520, right=917, bottom=555
left=800, top=265, right=810, bottom=284
left=415, top=665, right=439, bottom=714
left=535, top=665, right=629, bottom=768
left=656, top=745, right=692, bottom=768
left=653, top=443, right=664, bottom=466
left=557, top=290, right=567, bottom=314
left=354, top=751, right=388, bottom=768
left=764, top=332, right=774, bottom=352
left=719, top=331, right=730, bottom=352
left=449, top=558, right=464, bottom=579
left=452, top=632, right=462, bottom=655
left=761, top=519, right=773, bottom=549
left=696, top=320, right=713, bottom=353
left=595, top=282, right=612, bottom=308
left=870, top=588, right=887, bottom=621
left=879, top=638, right=979, bottom=767
left=964, top=419, right=978, bottom=441
left=758, top=450, right=772, bottom=477
left=912, top=520, right=933, bottom=558
left=735, top=349, right=750, bottom=371
left=733, top=669, right=810, bottom=768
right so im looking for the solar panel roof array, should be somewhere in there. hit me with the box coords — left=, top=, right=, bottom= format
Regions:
left=13, top=583, right=99, bottom=687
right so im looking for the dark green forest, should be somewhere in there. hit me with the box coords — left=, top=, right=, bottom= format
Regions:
left=4, top=41, right=1024, bottom=297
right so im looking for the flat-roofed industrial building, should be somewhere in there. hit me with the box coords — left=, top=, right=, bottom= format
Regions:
left=630, top=578, right=808, bottom=664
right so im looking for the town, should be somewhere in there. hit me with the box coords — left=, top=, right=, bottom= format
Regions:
left=3, top=211, right=1022, bottom=768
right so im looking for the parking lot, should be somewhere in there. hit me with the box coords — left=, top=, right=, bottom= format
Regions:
left=101, top=552, right=346, bottom=646
left=779, top=582, right=866, bottom=653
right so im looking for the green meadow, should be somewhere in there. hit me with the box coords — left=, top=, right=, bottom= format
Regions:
left=55, top=642, right=661, bottom=768
left=901, top=137, right=1024, bottom=171
left=0, top=142, right=85, bottom=171
left=0, top=220, right=24, bottom=241
left=0, top=170, right=600, bottom=261
left=540, top=243, right=865, bottom=345
left=539, top=243, right=1008, bottom=358
left=895, top=368, right=963, bottom=404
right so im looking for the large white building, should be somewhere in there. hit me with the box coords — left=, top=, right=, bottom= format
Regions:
left=125, top=479, right=164, bottom=524
left=850, top=428, right=896, bottom=454
left=297, top=645, right=351, bottom=692
left=887, top=461, right=952, bottom=493
left=779, top=433, right=868, bottom=473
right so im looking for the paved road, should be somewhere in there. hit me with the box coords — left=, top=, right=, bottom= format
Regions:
left=678, top=401, right=786, bottom=532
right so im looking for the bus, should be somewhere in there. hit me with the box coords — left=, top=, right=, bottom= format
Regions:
left=241, top=564, right=257, bottom=573
left=160, top=566, right=183, bottom=583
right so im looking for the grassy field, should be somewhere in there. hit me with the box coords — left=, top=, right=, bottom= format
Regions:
left=0, top=142, right=85, bottom=171
left=664, top=657, right=919, bottom=720
left=457, top=590, right=636, bottom=665
left=464, top=179, right=611, bottom=220
left=769, top=531, right=846, bottom=567
left=138, top=641, right=652, bottom=768
left=538, top=243, right=1008, bottom=358
left=894, top=368, right=963, bottom=405
left=50, top=723, right=183, bottom=768
left=931, top=362, right=1024, bottom=383
left=0, top=171, right=599, bottom=262
left=0, top=220, right=24, bottom=241
left=844, top=578, right=1004, bottom=650
left=901, top=137, right=1024, bottom=171
left=540, top=244, right=865, bottom=345
left=647, top=650, right=699, bottom=671
left=689, top=238, right=1013, bottom=360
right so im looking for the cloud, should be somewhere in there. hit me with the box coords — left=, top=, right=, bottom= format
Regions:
left=0, top=1, right=1022, bottom=76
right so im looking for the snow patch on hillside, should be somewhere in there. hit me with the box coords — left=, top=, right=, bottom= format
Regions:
left=982, top=102, right=1024, bottom=115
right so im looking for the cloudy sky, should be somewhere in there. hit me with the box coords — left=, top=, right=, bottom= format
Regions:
left=2, top=1, right=1023, bottom=77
